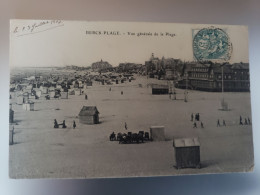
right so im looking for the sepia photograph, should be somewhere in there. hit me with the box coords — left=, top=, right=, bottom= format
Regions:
left=9, top=20, right=254, bottom=179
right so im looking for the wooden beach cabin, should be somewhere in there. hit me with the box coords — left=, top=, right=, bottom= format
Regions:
left=173, top=137, right=201, bottom=169
left=78, top=106, right=99, bottom=124
left=152, top=85, right=169, bottom=95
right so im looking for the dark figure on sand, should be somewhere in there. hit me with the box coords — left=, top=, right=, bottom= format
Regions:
left=239, top=116, right=243, bottom=125
left=73, top=120, right=76, bottom=129
left=193, top=122, right=197, bottom=128
left=223, top=120, right=226, bottom=126
left=244, top=118, right=248, bottom=125
left=62, top=120, right=67, bottom=128
left=201, top=122, right=204, bottom=128
left=217, top=119, right=220, bottom=127
left=54, top=119, right=58, bottom=128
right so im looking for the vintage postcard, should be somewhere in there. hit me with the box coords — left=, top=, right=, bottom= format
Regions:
left=9, top=20, right=254, bottom=178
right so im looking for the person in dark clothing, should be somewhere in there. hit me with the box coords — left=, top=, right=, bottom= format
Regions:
left=73, top=120, right=76, bottom=129
left=54, top=119, right=58, bottom=128
left=223, top=120, right=226, bottom=126
left=191, top=113, right=194, bottom=121
left=239, top=116, right=243, bottom=125
left=244, top=118, right=248, bottom=125
left=193, top=122, right=197, bottom=128
left=62, top=120, right=67, bottom=128
left=197, top=113, right=200, bottom=121
left=217, top=119, right=220, bottom=127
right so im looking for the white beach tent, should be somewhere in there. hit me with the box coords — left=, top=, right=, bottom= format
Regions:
left=150, top=126, right=165, bottom=141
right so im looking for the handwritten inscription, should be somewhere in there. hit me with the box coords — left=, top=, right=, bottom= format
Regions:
left=86, top=30, right=176, bottom=38
left=13, top=20, right=64, bottom=37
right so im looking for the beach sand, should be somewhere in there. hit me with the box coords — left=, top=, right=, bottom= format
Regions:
left=9, top=75, right=254, bottom=178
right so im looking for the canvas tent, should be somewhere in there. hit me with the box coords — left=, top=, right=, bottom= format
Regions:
left=173, top=137, right=201, bottom=169
left=78, top=106, right=99, bottom=124
left=150, top=126, right=165, bottom=141
left=60, top=92, right=68, bottom=99
left=16, top=95, right=23, bottom=105
left=23, top=101, right=34, bottom=111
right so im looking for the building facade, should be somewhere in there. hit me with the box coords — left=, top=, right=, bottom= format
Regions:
left=177, top=62, right=250, bottom=92
left=91, top=59, right=113, bottom=70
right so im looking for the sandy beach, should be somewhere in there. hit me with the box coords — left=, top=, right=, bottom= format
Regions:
left=9, top=75, right=254, bottom=178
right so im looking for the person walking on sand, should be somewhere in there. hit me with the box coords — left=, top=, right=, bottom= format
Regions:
left=223, top=120, right=226, bottom=126
left=54, top=119, right=58, bottom=128
left=239, top=116, right=243, bottom=125
left=73, top=120, right=76, bottom=129
left=125, top=122, right=128, bottom=130
left=217, top=119, right=220, bottom=127
left=62, top=120, right=67, bottom=128
left=244, top=118, right=248, bottom=125
left=191, top=113, right=194, bottom=121
left=201, top=122, right=204, bottom=128
left=193, top=122, right=197, bottom=128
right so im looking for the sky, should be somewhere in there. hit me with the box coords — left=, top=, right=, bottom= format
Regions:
left=10, top=20, right=249, bottom=67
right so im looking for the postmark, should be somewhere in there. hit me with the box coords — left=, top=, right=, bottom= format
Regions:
left=193, top=27, right=232, bottom=62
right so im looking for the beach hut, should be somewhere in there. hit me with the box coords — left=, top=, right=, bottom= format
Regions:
left=9, top=126, right=14, bottom=145
left=165, top=69, right=174, bottom=80
left=36, top=90, right=42, bottom=97
left=69, top=90, right=75, bottom=95
left=75, top=89, right=81, bottom=96
left=150, top=126, right=165, bottom=141
left=152, top=85, right=169, bottom=95
left=173, top=137, right=201, bottom=169
left=23, top=92, right=29, bottom=103
left=9, top=108, right=14, bottom=123
left=78, top=81, right=83, bottom=88
left=56, top=84, right=62, bottom=89
left=41, top=87, right=48, bottom=94
left=86, top=81, right=92, bottom=86
left=78, top=106, right=99, bottom=124
left=49, top=91, right=55, bottom=98
left=60, top=91, right=68, bottom=99
left=16, top=95, right=23, bottom=105
left=23, top=101, right=34, bottom=111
